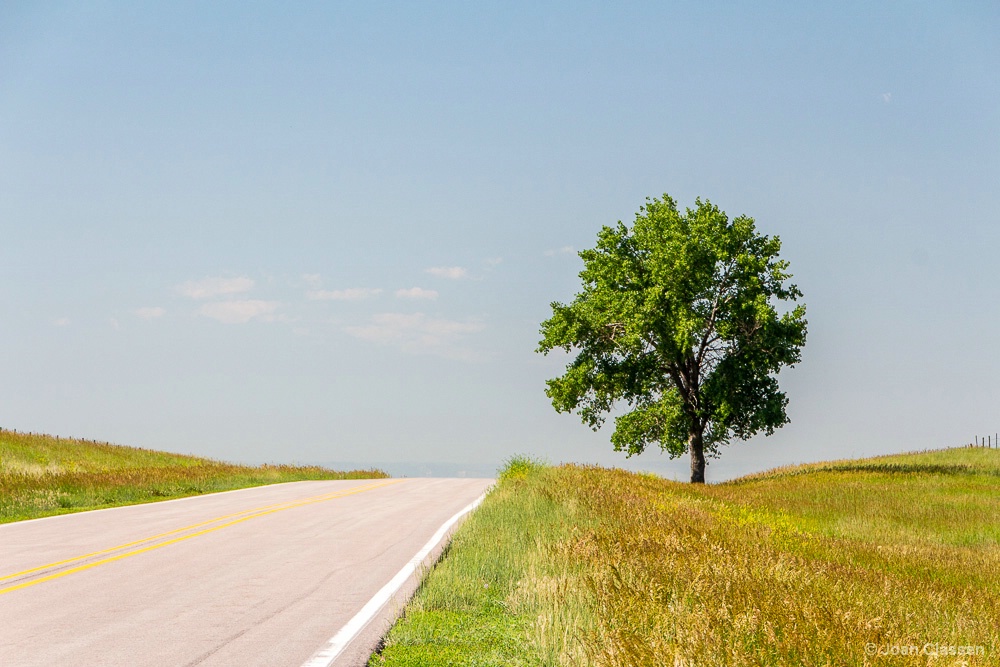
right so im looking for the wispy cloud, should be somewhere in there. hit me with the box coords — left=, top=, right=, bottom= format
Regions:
left=425, top=266, right=469, bottom=280
left=395, top=287, right=438, bottom=300
left=881, top=92, right=892, bottom=104
left=344, top=312, right=485, bottom=360
left=301, top=273, right=322, bottom=287
left=53, top=317, right=70, bottom=327
left=307, top=288, right=383, bottom=301
left=177, top=276, right=254, bottom=300
left=135, top=306, right=166, bottom=320
left=199, top=300, right=278, bottom=324
left=544, top=245, right=576, bottom=257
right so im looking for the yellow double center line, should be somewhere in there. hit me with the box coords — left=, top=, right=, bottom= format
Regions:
left=0, top=479, right=402, bottom=597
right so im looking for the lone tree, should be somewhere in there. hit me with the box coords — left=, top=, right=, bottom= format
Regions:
left=537, top=195, right=806, bottom=483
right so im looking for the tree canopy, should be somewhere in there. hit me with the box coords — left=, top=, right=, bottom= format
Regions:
left=537, top=195, right=807, bottom=483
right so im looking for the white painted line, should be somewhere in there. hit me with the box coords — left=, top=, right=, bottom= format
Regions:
left=301, top=491, right=488, bottom=667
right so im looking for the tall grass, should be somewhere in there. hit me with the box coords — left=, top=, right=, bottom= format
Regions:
left=370, top=457, right=595, bottom=666
left=0, top=429, right=387, bottom=523
left=373, top=448, right=1000, bottom=666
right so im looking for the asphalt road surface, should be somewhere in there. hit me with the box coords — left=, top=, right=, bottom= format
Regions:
left=0, top=477, right=493, bottom=667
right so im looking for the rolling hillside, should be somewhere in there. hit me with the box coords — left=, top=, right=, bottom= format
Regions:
left=0, top=429, right=387, bottom=523
left=373, top=448, right=1000, bottom=666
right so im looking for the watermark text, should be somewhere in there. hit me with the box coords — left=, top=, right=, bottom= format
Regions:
left=865, top=643, right=985, bottom=658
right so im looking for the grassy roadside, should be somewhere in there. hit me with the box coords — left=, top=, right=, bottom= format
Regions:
left=0, top=429, right=387, bottom=523
left=371, top=449, right=1000, bottom=666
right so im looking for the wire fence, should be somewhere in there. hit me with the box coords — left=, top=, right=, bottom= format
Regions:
left=970, top=434, right=999, bottom=448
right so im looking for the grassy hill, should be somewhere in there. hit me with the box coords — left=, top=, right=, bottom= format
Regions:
left=372, top=448, right=1000, bottom=666
left=0, top=429, right=387, bottom=523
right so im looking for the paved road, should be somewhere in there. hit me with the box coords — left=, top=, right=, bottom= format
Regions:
left=0, top=478, right=493, bottom=667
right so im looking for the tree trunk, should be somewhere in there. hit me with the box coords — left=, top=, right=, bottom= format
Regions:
left=689, top=429, right=706, bottom=483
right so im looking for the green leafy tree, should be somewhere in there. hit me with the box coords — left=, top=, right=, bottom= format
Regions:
left=537, top=195, right=806, bottom=483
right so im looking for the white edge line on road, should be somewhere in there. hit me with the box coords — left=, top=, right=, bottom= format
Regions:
left=300, top=490, right=489, bottom=667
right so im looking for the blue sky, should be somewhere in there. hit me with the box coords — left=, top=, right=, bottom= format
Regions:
left=2, top=2, right=998, bottom=480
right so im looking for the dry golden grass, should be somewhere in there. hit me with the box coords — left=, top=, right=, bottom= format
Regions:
left=0, top=429, right=387, bottom=523
left=374, top=449, right=1000, bottom=666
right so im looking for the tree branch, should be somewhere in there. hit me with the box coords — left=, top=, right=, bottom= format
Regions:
left=695, top=260, right=736, bottom=370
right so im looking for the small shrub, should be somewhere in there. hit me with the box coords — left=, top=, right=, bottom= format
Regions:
left=498, top=455, right=549, bottom=482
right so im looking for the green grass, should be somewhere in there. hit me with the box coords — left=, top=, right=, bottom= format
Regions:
left=371, top=447, right=1000, bottom=666
left=0, top=429, right=387, bottom=523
